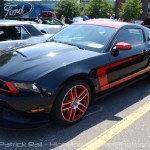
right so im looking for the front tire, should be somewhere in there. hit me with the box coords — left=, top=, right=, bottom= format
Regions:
left=53, top=80, right=91, bottom=125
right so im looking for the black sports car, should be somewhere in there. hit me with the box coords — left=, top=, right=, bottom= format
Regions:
left=0, top=20, right=150, bottom=125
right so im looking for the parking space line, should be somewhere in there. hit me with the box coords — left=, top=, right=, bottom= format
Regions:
left=78, top=100, right=150, bottom=150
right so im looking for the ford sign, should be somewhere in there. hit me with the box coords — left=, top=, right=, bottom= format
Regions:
left=4, top=2, right=33, bottom=18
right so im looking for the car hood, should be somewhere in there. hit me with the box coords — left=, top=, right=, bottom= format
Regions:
left=0, top=42, right=100, bottom=81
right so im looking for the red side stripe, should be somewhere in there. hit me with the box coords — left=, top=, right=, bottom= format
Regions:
left=96, top=66, right=109, bottom=91
left=110, top=54, right=143, bottom=68
left=97, top=54, right=145, bottom=91
left=110, top=66, right=150, bottom=88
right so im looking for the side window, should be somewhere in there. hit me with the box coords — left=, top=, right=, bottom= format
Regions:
left=147, top=30, right=150, bottom=41
left=20, top=27, right=30, bottom=40
left=0, top=26, right=21, bottom=41
left=116, top=28, right=144, bottom=46
left=45, top=19, right=62, bottom=25
left=53, top=19, right=62, bottom=25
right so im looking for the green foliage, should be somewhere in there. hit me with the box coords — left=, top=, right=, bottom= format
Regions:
left=55, top=0, right=81, bottom=19
left=83, top=0, right=113, bottom=19
left=119, top=0, right=142, bottom=22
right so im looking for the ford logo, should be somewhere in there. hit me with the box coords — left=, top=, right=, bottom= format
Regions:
left=4, top=2, right=33, bottom=18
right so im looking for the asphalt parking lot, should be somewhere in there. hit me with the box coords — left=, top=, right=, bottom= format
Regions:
left=0, top=79, right=150, bottom=150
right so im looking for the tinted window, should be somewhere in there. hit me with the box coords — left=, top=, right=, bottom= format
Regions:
left=24, top=24, right=43, bottom=36
left=42, top=18, right=62, bottom=25
left=147, top=30, right=150, bottom=41
left=20, top=27, right=30, bottom=39
left=116, top=28, right=144, bottom=45
left=0, top=26, right=21, bottom=41
left=53, top=19, right=62, bottom=25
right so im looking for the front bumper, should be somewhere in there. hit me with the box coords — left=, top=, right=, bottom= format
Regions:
left=0, top=93, right=54, bottom=126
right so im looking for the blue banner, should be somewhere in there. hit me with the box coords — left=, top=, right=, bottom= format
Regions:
left=4, top=1, right=56, bottom=18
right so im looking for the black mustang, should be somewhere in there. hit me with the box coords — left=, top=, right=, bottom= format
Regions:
left=0, top=20, right=150, bottom=125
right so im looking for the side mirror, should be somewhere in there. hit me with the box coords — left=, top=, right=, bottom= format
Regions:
left=115, top=42, right=132, bottom=50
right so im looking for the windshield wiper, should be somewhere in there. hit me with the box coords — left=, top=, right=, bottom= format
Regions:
left=1, top=49, right=27, bottom=58
left=47, top=38, right=85, bottom=50
left=15, top=50, right=27, bottom=57
left=1, top=45, right=31, bottom=57
left=62, top=42, right=85, bottom=50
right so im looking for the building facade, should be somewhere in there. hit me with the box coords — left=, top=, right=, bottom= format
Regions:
left=142, top=0, right=150, bottom=19
left=115, top=0, right=150, bottom=19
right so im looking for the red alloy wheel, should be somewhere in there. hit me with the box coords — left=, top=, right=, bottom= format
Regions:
left=61, top=85, right=90, bottom=122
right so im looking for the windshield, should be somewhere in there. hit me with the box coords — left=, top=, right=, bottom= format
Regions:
left=48, top=24, right=116, bottom=52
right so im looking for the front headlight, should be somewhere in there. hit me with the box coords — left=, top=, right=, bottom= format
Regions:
left=14, top=83, right=40, bottom=94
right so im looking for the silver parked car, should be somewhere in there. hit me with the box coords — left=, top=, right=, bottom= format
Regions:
left=0, top=20, right=51, bottom=52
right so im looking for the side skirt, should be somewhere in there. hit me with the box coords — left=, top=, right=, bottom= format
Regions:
left=94, top=74, right=147, bottom=102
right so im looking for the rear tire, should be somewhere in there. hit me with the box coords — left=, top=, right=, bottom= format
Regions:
left=53, top=80, right=91, bottom=125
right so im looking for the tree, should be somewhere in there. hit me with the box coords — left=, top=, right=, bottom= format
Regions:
left=55, top=0, right=81, bottom=19
left=119, top=0, right=142, bottom=22
left=83, top=0, right=113, bottom=19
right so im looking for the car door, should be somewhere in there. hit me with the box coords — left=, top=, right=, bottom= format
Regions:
left=107, top=27, right=148, bottom=88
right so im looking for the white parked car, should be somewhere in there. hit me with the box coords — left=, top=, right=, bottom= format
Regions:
left=32, top=18, right=68, bottom=35
left=22, top=18, right=68, bottom=35
left=0, top=20, right=51, bottom=52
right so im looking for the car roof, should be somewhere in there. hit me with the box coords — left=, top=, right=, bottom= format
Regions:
left=76, top=20, right=130, bottom=29
left=0, top=20, right=31, bottom=26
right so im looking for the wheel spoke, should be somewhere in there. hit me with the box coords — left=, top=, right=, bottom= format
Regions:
left=79, top=103, right=87, bottom=109
left=62, top=105, right=71, bottom=111
left=71, top=109, right=76, bottom=121
left=73, top=87, right=78, bottom=98
left=78, top=90, right=88, bottom=102
left=77, top=107, right=85, bottom=113
left=68, top=89, right=74, bottom=100
left=62, top=101, right=72, bottom=111
left=62, top=101, right=72, bottom=106
left=68, top=108, right=73, bottom=121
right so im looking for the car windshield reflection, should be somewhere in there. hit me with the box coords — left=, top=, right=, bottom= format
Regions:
left=48, top=24, right=116, bottom=52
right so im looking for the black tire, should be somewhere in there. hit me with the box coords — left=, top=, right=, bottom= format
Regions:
left=145, top=70, right=150, bottom=81
left=53, top=80, right=91, bottom=125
